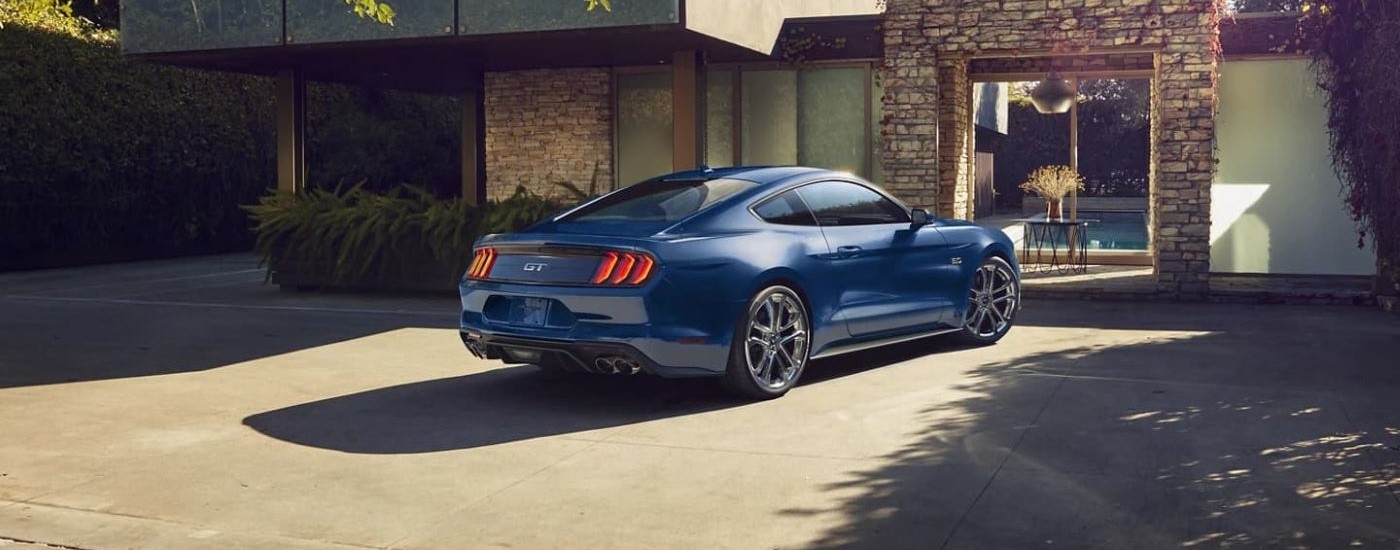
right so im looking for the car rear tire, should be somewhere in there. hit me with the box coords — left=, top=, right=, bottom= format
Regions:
left=955, top=256, right=1020, bottom=346
left=722, top=285, right=811, bottom=400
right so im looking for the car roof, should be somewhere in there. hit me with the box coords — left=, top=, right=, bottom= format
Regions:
left=656, top=165, right=833, bottom=186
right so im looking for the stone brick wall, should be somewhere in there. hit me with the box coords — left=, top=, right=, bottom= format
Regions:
left=937, top=58, right=973, bottom=219
left=878, top=29, right=940, bottom=210
left=484, top=68, right=613, bottom=201
left=882, top=0, right=1222, bottom=297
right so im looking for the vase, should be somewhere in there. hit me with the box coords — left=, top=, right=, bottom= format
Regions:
left=1046, top=198, right=1063, bottom=221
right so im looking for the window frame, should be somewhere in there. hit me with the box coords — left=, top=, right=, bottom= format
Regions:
left=750, top=188, right=820, bottom=227
left=558, top=176, right=759, bottom=224
left=747, top=177, right=914, bottom=228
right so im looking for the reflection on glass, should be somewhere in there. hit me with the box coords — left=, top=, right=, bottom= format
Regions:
left=706, top=69, right=734, bottom=168
left=741, top=69, right=798, bottom=166
left=461, top=0, right=678, bottom=35
left=121, top=0, right=281, bottom=53
left=287, top=0, right=453, bottom=44
left=798, top=67, right=867, bottom=177
left=617, top=72, right=673, bottom=186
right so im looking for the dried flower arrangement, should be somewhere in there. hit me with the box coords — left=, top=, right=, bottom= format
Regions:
left=1019, top=165, right=1085, bottom=220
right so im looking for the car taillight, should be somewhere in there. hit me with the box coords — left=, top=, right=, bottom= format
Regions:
left=590, top=251, right=656, bottom=286
left=466, top=247, right=497, bottom=280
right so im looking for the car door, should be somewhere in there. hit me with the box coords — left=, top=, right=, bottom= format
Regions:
left=795, top=180, right=955, bottom=338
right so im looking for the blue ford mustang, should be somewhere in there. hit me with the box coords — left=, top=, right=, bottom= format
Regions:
left=459, top=166, right=1021, bottom=399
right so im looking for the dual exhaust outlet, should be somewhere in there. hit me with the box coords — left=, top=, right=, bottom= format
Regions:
left=593, top=355, right=642, bottom=375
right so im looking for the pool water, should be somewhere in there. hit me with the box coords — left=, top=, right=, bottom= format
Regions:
left=1083, top=210, right=1149, bottom=250
left=1023, top=210, right=1149, bottom=251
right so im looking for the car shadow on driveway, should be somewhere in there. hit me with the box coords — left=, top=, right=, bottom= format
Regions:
left=241, top=337, right=974, bottom=454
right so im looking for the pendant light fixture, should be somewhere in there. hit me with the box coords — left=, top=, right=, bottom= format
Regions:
left=1029, top=71, right=1076, bottom=115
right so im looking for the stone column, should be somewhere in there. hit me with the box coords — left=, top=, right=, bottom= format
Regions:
left=878, top=11, right=940, bottom=211
left=1154, top=45, right=1217, bottom=297
left=936, top=58, right=973, bottom=220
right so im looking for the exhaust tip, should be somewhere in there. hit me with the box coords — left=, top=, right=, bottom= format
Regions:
left=593, top=356, right=642, bottom=375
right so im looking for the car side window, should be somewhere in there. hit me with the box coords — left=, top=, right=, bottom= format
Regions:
left=795, top=181, right=910, bottom=226
left=752, top=190, right=819, bottom=226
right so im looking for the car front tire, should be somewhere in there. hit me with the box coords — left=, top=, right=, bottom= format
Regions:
left=955, top=256, right=1020, bottom=346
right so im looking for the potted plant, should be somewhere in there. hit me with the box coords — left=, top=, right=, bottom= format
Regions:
left=1019, top=165, right=1085, bottom=221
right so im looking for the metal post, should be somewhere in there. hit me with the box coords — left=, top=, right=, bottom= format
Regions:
left=276, top=68, right=307, bottom=194
left=1069, top=75, right=1080, bottom=221
left=461, top=86, right=486, bottom=205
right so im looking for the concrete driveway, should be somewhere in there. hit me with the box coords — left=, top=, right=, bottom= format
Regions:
left=1, top=255, right=1398, bottom=550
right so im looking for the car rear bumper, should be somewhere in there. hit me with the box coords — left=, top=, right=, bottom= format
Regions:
left=459, top=280, right=736, bottom=378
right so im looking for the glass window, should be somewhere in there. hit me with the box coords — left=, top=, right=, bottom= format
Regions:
left=870, top=73, right=886, bottom=184
left=460, top=0, right=679, bottom=35
left=753, top=191, right=818, bottom=226
left=741, top=69, right=798, bottom=166
left=561, top=178, right=756, bottom=223
left=121, top=0, right=281, bottom=53
left=616, top=72, right=674, bottom=186
left=706, top=69, right=735, bottom=168
left=797, top=181, right=909, bottom=226
left=798, top=67, right=869, bottom=177
left=286, top=0, right=453, bottom=44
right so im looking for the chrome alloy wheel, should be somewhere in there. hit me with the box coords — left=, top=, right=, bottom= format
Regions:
left=964, top=261, right=1019, bottom=338
left=743, top=291, right=809, bottom=390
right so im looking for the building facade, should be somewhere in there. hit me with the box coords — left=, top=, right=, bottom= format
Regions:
left=122, top=0, right=1376, bottom=297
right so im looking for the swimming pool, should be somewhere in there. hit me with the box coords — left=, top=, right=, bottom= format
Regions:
left=1083, top=210, right=1149, bottom=250
left=1022, top=210, right=1149, bottom=251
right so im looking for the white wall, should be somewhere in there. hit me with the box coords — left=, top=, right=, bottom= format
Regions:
left=1212, top=58, right=1375, bottom=276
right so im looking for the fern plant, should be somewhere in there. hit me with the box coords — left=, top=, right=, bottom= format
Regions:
left=242, top=183, right=565, bottom=288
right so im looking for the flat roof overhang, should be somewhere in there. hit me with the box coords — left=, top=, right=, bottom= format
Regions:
left=125, top=15, right=883, bottom=94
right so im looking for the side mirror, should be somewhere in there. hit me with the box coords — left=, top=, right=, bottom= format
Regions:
left=911, top=208, right=931, bottom=226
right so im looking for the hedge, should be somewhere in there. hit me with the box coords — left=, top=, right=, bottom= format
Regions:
left=0, top=6, right=462, bottom=270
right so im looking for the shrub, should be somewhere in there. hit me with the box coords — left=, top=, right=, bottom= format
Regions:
left=0, top=6, right=468, bottom=270
left=1301, top=1, right=1400, bottom=297
left=0, top=6, right=275, bottom=269
left=242, top=184, right=567, bottom=289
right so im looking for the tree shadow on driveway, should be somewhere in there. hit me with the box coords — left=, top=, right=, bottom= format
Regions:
left=782, top=305, right=1400, bottom=550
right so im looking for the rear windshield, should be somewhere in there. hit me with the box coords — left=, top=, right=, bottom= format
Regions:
left=559, top=178, right=757, bottom=224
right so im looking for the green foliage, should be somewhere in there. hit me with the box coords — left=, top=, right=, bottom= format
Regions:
left=1301, top=0, right=1400, bottom=293
left=550, top=162, right=614, bottom=202
left=242, top=184, right=566, bottom=288
left=0, top=6, right=466, bottom=270
left=344, top=0, right=395, bottom=25
left=306, top=84, right=462, bottom=197
left=990, top=79, right=1151, bottom=210
left=0, top=4, right=275, bottom=269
